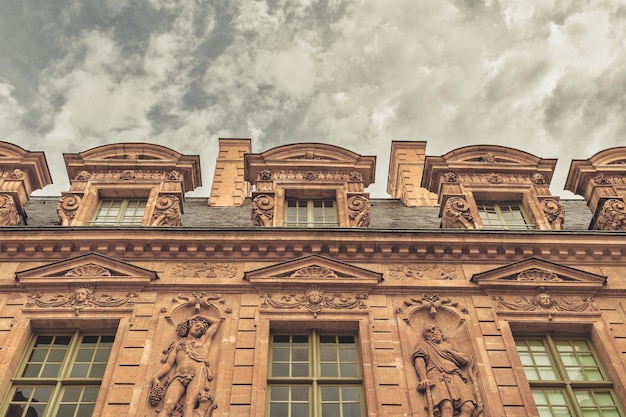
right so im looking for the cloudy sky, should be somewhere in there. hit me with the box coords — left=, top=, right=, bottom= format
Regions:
left=1, top=0, right=624, bottom=198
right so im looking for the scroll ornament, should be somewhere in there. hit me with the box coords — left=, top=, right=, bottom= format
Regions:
left=0, top=194, right=19, bottom=226
left=596, top=199, right=626, bottom=231
left=27, top=285, right=136, bottom=314
left=441, top=197, right=475, bottom=229
left=252, top=194, right=274, bottom=226
left=493, top=287, right=597, bottom=313
left=56, top=194, right=82, bottom=226
left=152, top=195, right=182, bottom=226
left=348, top=194, right=371, bottom=227
left=541, top=199, right=565, bottom=229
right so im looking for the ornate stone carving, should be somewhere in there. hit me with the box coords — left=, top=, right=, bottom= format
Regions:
left=493, top=287, right=597, bottom=313
left=152, top=195, right=182, bottom=226
left=84, top=170, right=176, bottom=181
left=65, top=264, right=112, bottom=277
left=260, top=285, right=368, bottom=313
left=516, top=268, right=563, bottom=282
left=596, top=199, right=626, bottom=231
left=27, top=285, right=136, bottom=314
left=347, top=194, right=371, bottom=227
left=258, top=170, right=272, bottom=180
left=303, top=171, right=316, bottom=180
left=481, top=152, right=496, bottom=162
left=532, top=173, right=546, bottom=184
left=75, top=170, right=91, bottom=180
left=443, top=172, right=458, bottom=182
left=9, top=168, right=24, bottom=179
left=0, top=194, right=19, bottom=226
left=442, top=197, right=475, bottom=229
left=398, top=294, right=467, bottom=316
left=273, top=170, right=359, bottom=182
left=252, top=194, right=274, bottom=226
left=593, top=173, right=626, bottom=185
left=541, top=199, right=564, bottom=229
left=457, top=172, right=536, bottom=184
left=167, top=170, right=181, bottom=180
left=412, top=325, right=478, bottom=417
left=56, top=194, right=82, bottom=226
left=349, top=171, right=363, bottom=182
left=291, top=266, right=338, bottom=279
left=150, top=313, right=222, bottom=417
left=388, top=264, right=458, bottom=280
left=120, top=170, right=136, bottom=180
left=171, top=263, right=238, bottom=279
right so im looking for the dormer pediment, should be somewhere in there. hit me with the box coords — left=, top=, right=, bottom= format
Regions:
left=471, top=257, right=606, bottom=291
left=16, top=252, right=158, bottom=291
left=244, top=255, right=382, bottom=289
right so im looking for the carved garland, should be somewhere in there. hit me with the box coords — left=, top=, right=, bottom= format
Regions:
left=27, top=285, right=136, bottom=315
left=387, top=264, right=458, bottom=280
left=493, top=287, right=597, bottom=314
left=260, top=285, right=368, bottom=313
left=171, top=263, right=238, bottom=279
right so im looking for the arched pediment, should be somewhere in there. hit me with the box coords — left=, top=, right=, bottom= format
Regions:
left=244, top=254, right=382, bottom=289
left=260, top=143, right=364, bottom=163
left=72, top=142, right=185, bottom=161
left=16, top=252, right=158, bottom=291
left=443, top=145, right=544, bottom=165
left=471, top=257, right=606, bottom=290
left=587, top=147, right=626, bottom=166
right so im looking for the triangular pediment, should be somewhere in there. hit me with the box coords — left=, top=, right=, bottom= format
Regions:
left=471, top=257, right=606, bottom=290
left=16, top=252, right=158, bottom=290
left=245, top=255, right=382, bottom=288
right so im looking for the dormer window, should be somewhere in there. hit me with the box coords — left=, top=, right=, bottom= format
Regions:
left=284, top=199, right=338, bottom=228
left=477, top=201, right=534, bottom=230
left=245, top=143, right=375, bottom=228
left=88, top=199, right=147, bottom=226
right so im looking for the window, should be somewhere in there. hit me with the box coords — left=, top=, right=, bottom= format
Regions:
left=267, top=332, right=364, bottom=417
left=2, top=331, right=114, bottom=417
left=477, top=202, right=534, bottom=230
left=284, top=199, right=338, bottom=228
left=88, top=199, right=146, bottom=226
left=516, top=335, right=624, bottom=417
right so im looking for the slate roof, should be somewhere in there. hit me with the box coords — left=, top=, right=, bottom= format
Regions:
left=21, top=196, right=593, bottom=230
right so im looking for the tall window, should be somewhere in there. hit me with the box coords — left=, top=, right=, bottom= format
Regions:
left=515, top=335, right=624, bottom=417
left=284, top=199, right=338, bottom=228
left=477, top=202, right=534, bottom=230
left=267, top=332, right=364, bottom=417
left=88, top=199, right=146, bottom=226
left=2, top=331, right=115, bottom=417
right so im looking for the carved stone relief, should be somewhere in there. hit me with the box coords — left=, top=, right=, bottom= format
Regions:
left=0, top=194, right=19, bottom=226
left=260, top=285, right=368, bottom=314
left=403, top=294, right=481, bottom=417
left=272, top=170, right=362, bottom=182
left=493, top=287, right=597, bottom=315
left=594, top=173, right=626, bottom=185
left=596, top=199, right=626, bottom=231
left=387, top=264, right=458, bottom=280
left=347, top=194, right=371, bottom=227
left=65, top=263, right=113, bottom=277
left=27, top=285, right=136, bottom=315
left=152, top=195, right=182, bottom=226
left=150, top=294, right=224, bottom=417
left=56, top=194, right=82, bottom=225
left=171, top=263, right=238, bottom=279
left=541, top=199, right=565, bottom=229
left=441, top=197, right=475, bottom=229
left=78, top=170, right=177, bottom=181
left=252, top=194, right=274, bottom=226
left=456, top=172, right=537, bottom=184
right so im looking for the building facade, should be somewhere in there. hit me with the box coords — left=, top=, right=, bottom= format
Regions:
left=0, top=139, right=625, bottom=417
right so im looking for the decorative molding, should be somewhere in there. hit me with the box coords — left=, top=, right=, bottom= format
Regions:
left=442, top=197, right=475, bottom=229
left=252, top=193, right=274, bottom=227
left=541, top=199, right=564, bottom=229
left=260, top=285, right=367, bottom=313
left=9, top=168, right=24, bottom=179
left=493, top=287, right=597, bottom=314
left=0, top=194, right=19, bottom=226
left=76, top=170, right=177, bottom=182
left=171, top=263, right=238, bottom=279
left=387, top=264, right=458, bottom=280
left=397, top=293, right=467, bottom=316
left=593, top=173, right=626, bottom=185
left=56, top=194, right=82, bottom=226
left=26, top=285, right=136, bottom=315
left=75, top=170, right=91, bottom=180
left=596, top=199, right=626, bottom=231
left=272, top=170, right=363, bottom=182
left=457, top=172, right=536, bottom=184
left=290, top=266, right=338, bottom=279
left=347, top=194, right=371, bottom=227
left=152, top=195, right=182, bottom=226
left=515, top=268, right=564, bottom=282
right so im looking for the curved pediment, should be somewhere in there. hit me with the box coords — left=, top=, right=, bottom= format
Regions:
left=260, top=143, right=365, bottom=163
left=16, top=252, right=158, bottom=290
left=71, top=142, right=186, bottom=161
left=443, top=145, right=544, bottom=165
left=588, top=147, right=626, bottom=166
left=244, top=254, right=382, bottom=288
left=471, top=257, right=606, bottom=290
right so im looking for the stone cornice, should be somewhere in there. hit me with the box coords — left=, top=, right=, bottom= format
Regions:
left=0, top=228, right=625, bottom=264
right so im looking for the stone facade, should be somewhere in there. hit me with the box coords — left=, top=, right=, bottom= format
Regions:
left=0, top=140, right=626, bottom=417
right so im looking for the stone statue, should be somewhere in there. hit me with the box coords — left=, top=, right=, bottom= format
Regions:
left=151, top=314, right=222, bottom=417
left=412, top=325, right=476, bottom=417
